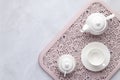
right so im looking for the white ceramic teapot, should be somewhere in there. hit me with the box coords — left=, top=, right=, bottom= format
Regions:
left=57, top=54, right=76, bottom=77
left=81, top=13, right=115, bottom=35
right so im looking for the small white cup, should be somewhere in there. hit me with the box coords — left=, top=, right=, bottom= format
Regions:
left=87, top=49, right=105, bottom=67
left=81, top=42, right=110, bottom=72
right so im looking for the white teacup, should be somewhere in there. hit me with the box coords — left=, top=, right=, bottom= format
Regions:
left=81, top=42, right=110, bottom=72
left=87, top=49, right=105, bottom=67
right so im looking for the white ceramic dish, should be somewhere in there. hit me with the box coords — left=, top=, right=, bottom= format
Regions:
left=81, top=42, right=110, bottom=72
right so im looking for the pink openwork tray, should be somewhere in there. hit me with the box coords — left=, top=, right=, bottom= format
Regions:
left=39, top=0, right=120, bottom=80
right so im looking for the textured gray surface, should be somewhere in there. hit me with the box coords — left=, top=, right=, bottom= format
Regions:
left=0, top=0, right=120, bottom=80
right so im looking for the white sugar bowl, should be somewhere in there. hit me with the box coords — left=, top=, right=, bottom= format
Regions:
left=81, top=13, right=115, bottom=35
left=57, top=54, right=76, bottom=77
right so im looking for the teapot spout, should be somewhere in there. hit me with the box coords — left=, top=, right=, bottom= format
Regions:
left=106, top=14, right=115, bottom=20
left=81, top=24, right=90, bottom=33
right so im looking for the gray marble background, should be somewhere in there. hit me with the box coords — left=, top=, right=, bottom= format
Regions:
left=0, top=0, right=120, bottom=80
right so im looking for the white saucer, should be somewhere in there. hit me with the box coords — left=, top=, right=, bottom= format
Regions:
left=81, top=42, right=110, bottom=72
